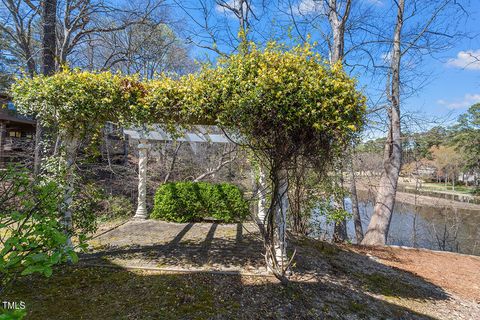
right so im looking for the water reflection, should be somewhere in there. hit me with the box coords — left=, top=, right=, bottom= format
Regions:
left=311, top=191, right=480, bottom=256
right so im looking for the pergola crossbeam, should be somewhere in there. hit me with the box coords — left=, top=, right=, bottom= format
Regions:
left=123, top=125, right=232, bottom=220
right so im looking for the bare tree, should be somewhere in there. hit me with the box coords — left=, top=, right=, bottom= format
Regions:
left=89, top=22, right=194, bottom=77
left=173, top=0, right=264, bottom=57
left=194, top=144, right=237, bottom=182
left=0, top=0, right=169, bottom=72
left=324, top=0, right=353, bottom=242
left=0, top=0, right=40, bottom=76
left=282, top=0, right=370, bottom=242
left=362, top=0, right=466, bottom=245
left=361, top=0, right=404, bottom=245
left=326, top=0, right=351, bottom=63
left=56, top=0, right=165, bottom=67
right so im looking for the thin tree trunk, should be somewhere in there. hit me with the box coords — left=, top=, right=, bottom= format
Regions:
left=123, top=133, right=129, bottom=165
left=362, top=0, right=404, bottom=246
left=333, top=166, right=347, bottom=242
left=26, top=56, right=36, bottom=77
left=328, top=0, right=351, bottom=242
left=164, top=142, right=182, bottom=183
left=350, top=153, right=363, bottom=243
left=193, top=146, right=237, bottom=182
left=333, top=217, right=347, bottom=242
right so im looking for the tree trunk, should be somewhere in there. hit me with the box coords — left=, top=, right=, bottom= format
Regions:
left=362, top=0, right=404, bottom=246
left=33, top=124, right=43, bottom=175
left=26, top=56, right=36, bottom=77
left=62, top=135, right=79, bottom=248
left=327, top=0, right=351, bottom=64
left=333, top=217, right=347, bottom=242
left=42, top=0, right=57, bottom=75
left=350, top=154, right=363, bottom=243
left=0, top=122, right=5, bottom=167
left=333, top=167, right=347, bottom=242
left=328, top=0, right=352, bottom=242
left=34, top=0, right=58, bottom=175
left=163, top=142, right=182, bottom=183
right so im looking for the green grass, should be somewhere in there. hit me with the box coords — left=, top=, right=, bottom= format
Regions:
left=420, top=183, right=478, bottom=195
left=360, top=272, right=417, bottom=298
left=3, top=266, right=240, bottom=320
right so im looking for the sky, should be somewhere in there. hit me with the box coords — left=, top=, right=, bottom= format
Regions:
left=408, top=44, right=480, bottom=122
left=405, top=6, right=480, bottom=126
left=171, top=0, right=480, bottom=131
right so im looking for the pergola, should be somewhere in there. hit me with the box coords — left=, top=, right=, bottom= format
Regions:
left=11, top=50, right=366, bottom=279
left=123, top=125, right=268, bottom=227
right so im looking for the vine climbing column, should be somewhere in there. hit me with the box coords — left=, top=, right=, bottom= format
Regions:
left=274, top=168, right=289, bottom=267
left=134, top=139, right=150, bottom=219
left=257, top=167, right=267, bottom=225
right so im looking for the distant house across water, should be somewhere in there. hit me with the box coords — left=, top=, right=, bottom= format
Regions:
left=0, top=93, right=36, bottom=167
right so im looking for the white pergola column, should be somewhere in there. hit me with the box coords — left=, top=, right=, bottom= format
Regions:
left=257, top=167, right=267, bottom=226
left=134, top=140, right=150, bottom=219
left=274, top=169, right=289, bottom=267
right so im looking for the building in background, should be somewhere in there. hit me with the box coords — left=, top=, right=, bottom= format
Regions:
left=0, top=93, right=36, bottom=167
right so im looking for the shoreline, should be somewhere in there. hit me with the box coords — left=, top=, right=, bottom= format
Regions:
left=356, top=184, right=480, bottom=211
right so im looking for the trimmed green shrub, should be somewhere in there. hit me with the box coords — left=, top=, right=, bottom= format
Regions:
left=151, top=182, right=249, bottom=223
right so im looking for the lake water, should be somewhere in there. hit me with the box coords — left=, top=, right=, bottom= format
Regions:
left=311, top=191, right=480, bottom=256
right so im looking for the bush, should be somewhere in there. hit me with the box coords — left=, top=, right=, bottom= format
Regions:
left=0, top=166, right=78, bottom=291
left=151, top=182, right=249, bottom=223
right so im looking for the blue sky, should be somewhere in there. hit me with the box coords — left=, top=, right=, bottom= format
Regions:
left=408, top=44, right=480, bottom=122
left=170, top=0, right=480, bottom=130
left=405, top=4, right=480, bottom=126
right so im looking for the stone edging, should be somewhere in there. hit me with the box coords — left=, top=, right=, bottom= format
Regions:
left=80, top=263, right=275, bottom=278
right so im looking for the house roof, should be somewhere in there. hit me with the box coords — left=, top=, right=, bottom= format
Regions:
left=0, top=94, right=36, bottom=125
left=0, top=112, right=36, bottom=125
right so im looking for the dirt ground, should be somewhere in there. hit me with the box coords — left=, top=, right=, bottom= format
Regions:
left=4, top=220, right=480, bottom=319
left=349, top=245, right=480, bottom=303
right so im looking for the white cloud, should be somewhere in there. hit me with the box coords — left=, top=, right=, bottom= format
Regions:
left=287, top=0, right=323, bottom=16
left=446, top=50, right=480, bottom=70
left=291, top=0, right=381, bottom=16
left=437, top=93, right=480, bottom=109
left=215, top=0, right=249, bottom=16
left=381, top=52, right=391, bottom=63
left=296, top=0, right=323, bottom=14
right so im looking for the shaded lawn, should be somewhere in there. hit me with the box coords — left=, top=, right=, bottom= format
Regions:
left=2, top=263, right=440, bottom=320
left=1, top=222, right=463, bottom=319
